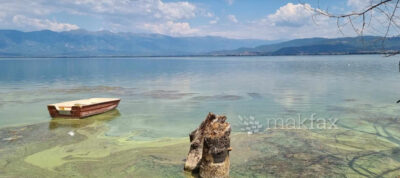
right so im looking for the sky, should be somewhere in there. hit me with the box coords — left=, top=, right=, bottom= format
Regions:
left=0, top=0, right=383, bottom=40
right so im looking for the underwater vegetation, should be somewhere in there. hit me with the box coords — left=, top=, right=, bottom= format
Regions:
left=1, top=111, right=400, bottom=177
left=47, top=86, right=125, bottom=94
left=247, top=93, right=263, bottom=99
left=143, top=90, right=197, bottom=100
left=230, top=111, right=400, bottom=177
left=191, top=95, right=243, bottom=101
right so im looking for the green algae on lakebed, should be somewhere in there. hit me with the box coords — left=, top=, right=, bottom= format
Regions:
left=1, top=113, right=400, bottom=177
left=2, top=55, right=400, bottom=177
left=0, top=112, right=188, bottom=177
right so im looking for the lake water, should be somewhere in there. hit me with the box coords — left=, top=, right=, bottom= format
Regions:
left=1, top=55, right=400, bottom=177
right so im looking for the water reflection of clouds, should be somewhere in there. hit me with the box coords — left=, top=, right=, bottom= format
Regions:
left=141, top=74, right=195, bottom=92
left=273, top=90, right=307, bottom=109
left=2, top=56, right=400, bottom=137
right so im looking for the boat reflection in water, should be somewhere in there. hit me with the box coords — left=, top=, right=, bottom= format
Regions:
left=48, top=109, right=121, bottom=130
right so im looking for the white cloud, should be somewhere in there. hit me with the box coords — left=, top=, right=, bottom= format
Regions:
left=227, top=14, right=238, bottom=23
left=209, top=17, right=219, bottom=24
left=267, top=3, right=314, bottom=27
left=225, top=0, right=234, bottom=5
left=143, top=21, right=198, bottom=36
left=0, top=0, right=359, bottom=39
left=0, top=0, right=201, bottom=34
left=12, top=15, right=79, bottom=31
left=0, top=0, right=53, bottom=16
left=206, top=12, right=214, bottom=18
left=195, top=3, right=344, bottom=40
left=61, top=0, right=197, bottom=20
left=0, top=12, right=6, bottom=22
left=209, top=20, right=217, bottom=24
left=157, top=1, right=196, bottom=20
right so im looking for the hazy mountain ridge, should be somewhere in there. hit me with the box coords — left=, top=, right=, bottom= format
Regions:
left=2, top=30, right=399, bottom=57
left=210, top=36, right=400, bottom=56
left=0, top=30, right=273, bottom=57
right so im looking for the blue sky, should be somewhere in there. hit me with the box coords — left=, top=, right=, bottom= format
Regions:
left=0, top=0, right=372, bottom=40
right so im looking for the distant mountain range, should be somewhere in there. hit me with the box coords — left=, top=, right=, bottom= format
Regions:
left=0, top=30, right=273, bottom=57
left=0, top=30, right=399, bottom=57
left=210, top=36, right=400, bottom=56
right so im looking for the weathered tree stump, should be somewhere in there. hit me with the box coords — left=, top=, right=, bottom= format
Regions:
left=184, top=113, right=231, bottom=178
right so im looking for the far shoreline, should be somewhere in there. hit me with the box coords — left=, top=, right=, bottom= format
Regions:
left=0, top=53, right=392, bottom=59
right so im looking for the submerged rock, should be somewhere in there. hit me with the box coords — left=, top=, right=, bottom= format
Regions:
left=184, top=113, right=231, bottom=178
left=144, top=90, right=197, bottom=100
left=247, top=92, right=262, bottom=99
left=191, top=95, right=242, bottom=101
left=2, top=136, right=22, bottom=142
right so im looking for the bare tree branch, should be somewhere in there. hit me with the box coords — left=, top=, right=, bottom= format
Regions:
left=307, top=0, right=400, bottom=55
left=314, top=0, right=393, bottom=18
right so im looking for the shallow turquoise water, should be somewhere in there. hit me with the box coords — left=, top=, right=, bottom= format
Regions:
left=2, top=55, right=400, bottom=177
left=1, top=55, right=400, bottom=137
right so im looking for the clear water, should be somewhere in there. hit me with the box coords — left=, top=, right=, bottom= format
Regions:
left=1, top=55, right=400, bottom=177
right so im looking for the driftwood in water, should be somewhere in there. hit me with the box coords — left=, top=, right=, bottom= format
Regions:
left=184, top=113, right=231, bottom=178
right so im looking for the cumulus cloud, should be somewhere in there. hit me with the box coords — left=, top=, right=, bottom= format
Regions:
left=225, top=0, right=234, bottom=5
left=0, top=0, right=53, bottom=16
left=205, top=12, right=214, bottom=18
left=0, top=0, right=355, bottom=39
left=209, top=17, right=219, bottom=24
left=197, top=3, right=342, bottom=40
left=0, top=12, right=6, bottom=22
left=267, top=3, right=314, bottom=27
left=143, top=21, right=198, bottom=36
left=227, top=14, right=238, bottom=23
left=12, top=15, right=79, bottom=31
left=0, top=0, right=201, bottom=36
left=60, top=0, right=197, bottom=20
left=157, top=1, right=196, bottom=20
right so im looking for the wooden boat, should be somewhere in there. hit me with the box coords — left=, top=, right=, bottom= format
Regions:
left=47, top=98, right=120, bottom=118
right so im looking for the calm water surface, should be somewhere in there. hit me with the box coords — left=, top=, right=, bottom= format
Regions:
left=1, top=55, right=400, bottom=177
